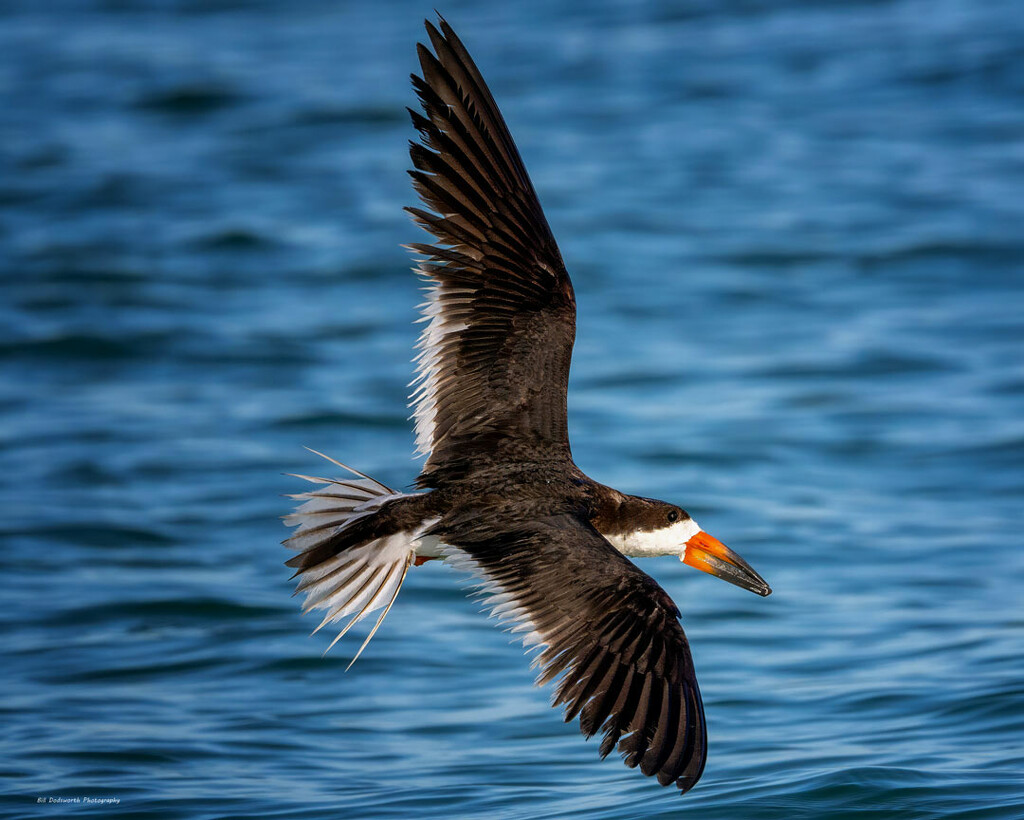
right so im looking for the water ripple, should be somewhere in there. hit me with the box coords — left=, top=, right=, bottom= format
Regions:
left=1, top=0, right=1022, bottom=817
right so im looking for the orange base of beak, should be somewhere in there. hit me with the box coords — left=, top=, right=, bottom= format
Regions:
left=684, top=530, right=772, bottom=597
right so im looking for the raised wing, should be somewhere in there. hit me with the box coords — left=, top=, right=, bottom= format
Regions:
left=406, top=18, right=576, bottom=487
left=438, top=511, right=708, bottom=793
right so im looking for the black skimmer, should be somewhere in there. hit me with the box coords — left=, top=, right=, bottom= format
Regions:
left=284, top=16, right=772, bottom=794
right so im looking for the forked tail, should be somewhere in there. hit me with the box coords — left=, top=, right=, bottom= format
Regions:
left=284, top=449, right=416, bottom=668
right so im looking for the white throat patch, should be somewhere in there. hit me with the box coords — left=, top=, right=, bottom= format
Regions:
left=602, top=517, right=702, bottom=558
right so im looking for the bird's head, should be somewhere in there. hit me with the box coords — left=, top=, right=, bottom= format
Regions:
left=593, top=492, right=772, bottom=597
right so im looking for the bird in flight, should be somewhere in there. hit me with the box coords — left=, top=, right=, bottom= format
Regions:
left=284, top=15, right=771, bottom=794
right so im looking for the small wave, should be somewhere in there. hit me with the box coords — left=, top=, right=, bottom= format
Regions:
left=48, top=597, right=283, bottom=628
left=756, top=350, right=956, bottom=379
left=273, top=409, right=407, bottom=430
left=291, top=104, right=405, bottom=127
left=191, top=228, right=282, bottom=252
left=134, top=84, right=246, bottom=116
left=0, top=332, right=173, bottom=363
left=0, top=523, right=174, bottom=550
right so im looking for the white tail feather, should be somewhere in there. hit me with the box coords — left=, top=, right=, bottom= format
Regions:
left=285, top=452, right=427, bottom=667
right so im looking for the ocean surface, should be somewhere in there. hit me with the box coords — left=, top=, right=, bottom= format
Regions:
left=2, top=1, right=1022, bottom=817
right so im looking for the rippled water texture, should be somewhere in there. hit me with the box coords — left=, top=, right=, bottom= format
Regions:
left=2, top=1, right=1023, bottom=818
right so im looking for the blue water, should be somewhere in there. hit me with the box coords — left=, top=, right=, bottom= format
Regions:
left=2, top=1, right=1023, bottom=817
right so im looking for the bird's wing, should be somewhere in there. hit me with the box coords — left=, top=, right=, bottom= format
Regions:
left=438, top=511, right=708, bottom=793
left=406, top=18, right=576, bottom=487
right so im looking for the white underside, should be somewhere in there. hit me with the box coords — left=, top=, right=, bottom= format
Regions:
left=409, top=278, right=472, bottom=459
left=441, top=546, right=547, bottom=669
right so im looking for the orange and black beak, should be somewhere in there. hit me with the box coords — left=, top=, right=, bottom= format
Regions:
left=683, top=531, right=772, bottom=597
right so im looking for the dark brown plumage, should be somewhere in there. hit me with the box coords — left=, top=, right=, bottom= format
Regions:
left=404, top=17, right=708, bottom=792
left=284, top=15, right=771, bottom=796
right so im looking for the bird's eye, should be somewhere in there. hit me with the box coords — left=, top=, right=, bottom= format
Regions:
left=667, top=510, right=679, bottom=523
